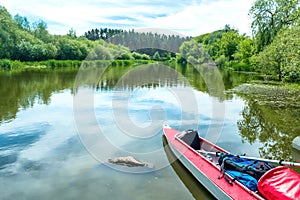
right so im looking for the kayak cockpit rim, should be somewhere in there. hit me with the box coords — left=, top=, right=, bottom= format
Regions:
left=173, top=130, right=222, bottom=171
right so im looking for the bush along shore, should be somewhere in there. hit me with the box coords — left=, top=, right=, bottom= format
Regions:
left=0, top=59, right=156, bottom=71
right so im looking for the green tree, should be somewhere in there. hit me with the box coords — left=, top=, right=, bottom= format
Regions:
left=56, top=36, right=90, bottom=60
left=194, top=25, right=236, bottom=60
left=253, top=25, right=300, bottom=82
left=234, top=37, right=255, bottom=65
left=0, top=6, right=18, bottom=59
left=131, top=52, right=150, bottom=60
left=218, top=31, right=242, bottom=61
left=108, top=43, right=132, bottom=59
left=253, top=41, right=282, bottom=79
left=179, top=40, right=211, bottom=64
left=31, top=44, right=48, bottom=61
left=249, top=0, right=300, bottom=52
left=32, top=20, right=52, bottom=43
left=215, top=55, right=228, bottom=69
left=279, top=27, right=300, bottom=82
left=152, top=51, right=161, bottom=61
left=15, top=40, right=33, bottom=61
left=87, top=45, right=112, bottom=60
left=14, top=14, right=30, bottom=31
left=67, top=28, right=77, bottom=38
left=15, top=39, right=56, bottom=61
left=44, top=43, right=58, bottom=60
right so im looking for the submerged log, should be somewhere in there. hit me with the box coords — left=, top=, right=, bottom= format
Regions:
left=108, top=156, right=152, bottom=167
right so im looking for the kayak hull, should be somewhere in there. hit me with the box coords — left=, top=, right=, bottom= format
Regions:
left=163, top=125, right=264, bottom=200
left=168, top=138, right=232, bottom=199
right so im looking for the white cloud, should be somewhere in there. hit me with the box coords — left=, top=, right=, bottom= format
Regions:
left=1, top=0, right=254, bottom=36
left=145, top=0, right=254, bottom=36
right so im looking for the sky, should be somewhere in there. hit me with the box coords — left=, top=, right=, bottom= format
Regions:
left=1, top=0, right=255, bottom=37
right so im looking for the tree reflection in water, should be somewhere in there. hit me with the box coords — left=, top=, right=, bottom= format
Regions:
left=236, top=85, right=300, bottom=161
left=2, top=65, right=299, bottom=165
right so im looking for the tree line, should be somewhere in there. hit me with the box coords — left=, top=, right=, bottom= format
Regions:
left=0, top=5, right=190, bottom=65
left=180, top=0, right=300, bottom=82
left=1, top=5, right=148, bottom=63
left=0, top=6, right=103, bottom=62
left=1, top=1, right=300, bottom=83
left=84, top=28, right=191, bottom=58
left=84, top=28, right=124, bottom=40
left=105, top=30, right=191, bottom=52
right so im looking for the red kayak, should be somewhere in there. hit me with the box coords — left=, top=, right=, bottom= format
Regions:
left=163, top=124, right=300, bottom=200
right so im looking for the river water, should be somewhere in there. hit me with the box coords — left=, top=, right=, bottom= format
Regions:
left=0, top=64, right=299, bottom=200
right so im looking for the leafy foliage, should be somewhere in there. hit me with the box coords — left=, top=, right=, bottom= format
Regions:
left=253, top=26, right=300, bottom=81
left=179, top=40, right=212, bottom=64
left=0, top=6, right=172, bottom=64
left=84, top=28, right=123, bottom=40
left=186, top=25, right=254, bottom=70
left=186, top=1, right=300, bottom=82
left=106, top=30, right=191, bottom=53
left=249, top=0, right=300, bottom=52
left=1, top=1, right=300, bottom=83
left=131, top=52, right=150, bottom=60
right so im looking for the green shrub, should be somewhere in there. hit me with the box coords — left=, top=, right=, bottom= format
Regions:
left=231, top=62, right=255, bottom=72
left=0, top=59, right=12, bottom=69
left=215, top=55, right=228, bottom=69
left=282, top=66, right=300, bottom=83
left=123, top=60, right=132, bottom=66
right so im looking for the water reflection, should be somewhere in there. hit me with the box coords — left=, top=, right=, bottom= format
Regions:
left=0, top=64, right=299, bottom=199
left=0, top=70, right=77, bottom=124
left=0, top=123, right=49, bottom=170
left=0, top=64, right=261, bottom=125
left=163, top=136, right=215, bottom=200
left=237, top=91, right=300, bottom=161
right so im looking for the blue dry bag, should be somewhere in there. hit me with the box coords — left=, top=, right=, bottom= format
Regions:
left=226, top=170, right=258, bottom=191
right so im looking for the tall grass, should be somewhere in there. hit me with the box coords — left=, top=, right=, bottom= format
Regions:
left=0, top=59, right=154, bottom=71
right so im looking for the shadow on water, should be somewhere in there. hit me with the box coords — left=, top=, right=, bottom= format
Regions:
left=162, top=136, right=216, bottom=200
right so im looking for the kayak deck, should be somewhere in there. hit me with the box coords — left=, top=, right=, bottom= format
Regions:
left=163, top=125, right=265, bottom=200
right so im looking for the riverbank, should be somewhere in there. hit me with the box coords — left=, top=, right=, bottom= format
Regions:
left=2, top=60, right=299, bottom=93
left=249, top=80, right=300, bottom=91
left=0, top=59, right=154, bottom=70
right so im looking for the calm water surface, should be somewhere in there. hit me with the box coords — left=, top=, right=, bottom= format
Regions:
left=0, top=65, right=299, bottom=200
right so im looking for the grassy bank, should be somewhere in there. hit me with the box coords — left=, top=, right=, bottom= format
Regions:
left=0, top=59, right=154, bottom=71
left=248, top=80, right=300, bottom=92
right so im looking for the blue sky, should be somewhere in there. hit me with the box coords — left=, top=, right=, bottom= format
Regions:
left=1, top=0, right=254, bottom=36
